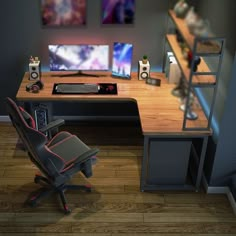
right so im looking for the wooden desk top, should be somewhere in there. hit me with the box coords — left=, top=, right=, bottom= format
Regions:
left=16, top=72, right=211, bottom=136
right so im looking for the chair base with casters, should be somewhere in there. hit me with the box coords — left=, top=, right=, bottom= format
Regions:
left=26, top=131, right=99, bottom=214
left=27, top=173, right=92, bottom=214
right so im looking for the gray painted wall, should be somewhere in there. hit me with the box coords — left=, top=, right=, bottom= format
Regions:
left=196, top=0, right=236, bottom=141
left=195, top=0, right=236, bottom=187
left=209, top=53, right=236, bottom=186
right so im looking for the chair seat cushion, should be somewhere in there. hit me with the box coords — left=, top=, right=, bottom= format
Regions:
left=48, top=131, right=90, bottom=165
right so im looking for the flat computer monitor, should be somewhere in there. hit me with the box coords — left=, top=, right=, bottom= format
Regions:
left=112, top=42, right=133, bottom=79
left=48, top=44, right=109, bottom=77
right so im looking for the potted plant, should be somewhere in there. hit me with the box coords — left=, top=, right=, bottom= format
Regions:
left=142, top=55, right=148, bottom=64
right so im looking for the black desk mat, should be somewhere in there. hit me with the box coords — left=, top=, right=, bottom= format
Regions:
left=52, top=83, right=118, bottom=95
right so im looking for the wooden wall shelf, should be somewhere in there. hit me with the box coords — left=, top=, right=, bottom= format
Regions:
left=168, top=10, right=221, bottom=54
left=166, top=9, right=225, bottom=131
left=166, top=34, right=216, bottom=85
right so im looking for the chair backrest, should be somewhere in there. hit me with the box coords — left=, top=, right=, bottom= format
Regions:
left=5, top=97, right=64, bottom=179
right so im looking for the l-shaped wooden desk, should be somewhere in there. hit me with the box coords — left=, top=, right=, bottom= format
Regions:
left=16, top=72, right=211, bottom=191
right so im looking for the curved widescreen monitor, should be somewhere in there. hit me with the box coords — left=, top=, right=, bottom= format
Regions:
left=112, top=42, right=133, bottom=79
left=49, top=45, right=109, bottom=73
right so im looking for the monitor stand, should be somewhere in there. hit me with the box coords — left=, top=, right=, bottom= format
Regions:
left=59, top=70, right=100, bottom=77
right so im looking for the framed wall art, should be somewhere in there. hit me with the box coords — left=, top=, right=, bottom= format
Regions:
left=40, top=0, right=86, bottom=26
left=102, top=0, right=135, bottom=24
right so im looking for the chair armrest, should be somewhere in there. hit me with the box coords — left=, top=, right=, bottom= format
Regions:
left=75, top=148, right=99, bottom=164
left=39, top=119, right=65, bottom=133
left=59, top=148, right=99, bottom=179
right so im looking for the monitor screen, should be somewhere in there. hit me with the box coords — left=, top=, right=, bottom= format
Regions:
left=112, top=42, right=133, bottom=79
left=49, top=45, right=109, bottom=71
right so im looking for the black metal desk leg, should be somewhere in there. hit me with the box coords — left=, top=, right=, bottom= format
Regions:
left=195, top=136, right=208, bottom=191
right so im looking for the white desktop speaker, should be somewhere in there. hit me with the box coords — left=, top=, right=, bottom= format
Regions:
left=138, top=60, right=150, bottom=80
left=29, top=60, right=41, bottom=80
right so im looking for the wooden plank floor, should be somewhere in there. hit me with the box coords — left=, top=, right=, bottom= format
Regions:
left=0, top=121, right=235, bottom=236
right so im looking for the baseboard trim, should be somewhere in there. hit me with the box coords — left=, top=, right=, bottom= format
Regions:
left=207, top=186, right=229, bottom=194
left=1, top=115, right=139, bottom=123
left=53, top=115, right=139, bottom=122
left=203, top=175, right=236, bottom=215
left=228, top=190, right=236, bottom=215
left=208, top=186, right=236, bottom=215
left=0, top=116, right=10, bottom=122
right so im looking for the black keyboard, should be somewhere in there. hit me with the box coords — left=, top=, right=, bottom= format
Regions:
left=53, top=83, right=118, bottom=95
left=55, top=83, right=99, bottom=94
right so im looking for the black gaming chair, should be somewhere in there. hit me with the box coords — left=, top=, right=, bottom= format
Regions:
left=5, top=97, right=99, bottom=214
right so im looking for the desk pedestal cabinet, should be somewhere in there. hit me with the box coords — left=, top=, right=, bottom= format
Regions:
left=141, top=135, right=208, bottom=191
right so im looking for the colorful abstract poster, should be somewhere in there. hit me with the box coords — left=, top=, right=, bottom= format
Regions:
left=102, top=0, right=135, bottom=24
left=41, top=0, right=86, bottom=26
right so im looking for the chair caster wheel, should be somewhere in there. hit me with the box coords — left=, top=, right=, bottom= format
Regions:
left=86, top=188, right=92, bottom=193
left=85, top=185, right=92, bottom=192
left=34, top=176, right=40, bottom=184
left=64, top=209, right=71, bottom=215
left=28, top=200, right=37, bottom=208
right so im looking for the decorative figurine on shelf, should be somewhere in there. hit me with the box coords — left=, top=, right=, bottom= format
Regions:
left=171, top=74, right=198, bottom=120
left=185, top=6, right=198, bottom=34
left=173, top=0, right=189, bottom=18
left=176, top=29, right=185, bottom=44
left=185, top=6, right=211, bottom=39
left=29, top=55, right=34, bottom=63
left=179, top=91, right=198, bottom=120
left=187, top=50, right=201, bottom=72
left=181, top=44, right=189, bottom=59
left=192, top=18, right=211, bottom=38
left=171, top=75, right=187, bottom=98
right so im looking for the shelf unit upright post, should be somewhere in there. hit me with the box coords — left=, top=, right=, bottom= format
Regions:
left=166, top=10, right=225, bottom=132
left=182, top=36, right=225, bottom=131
